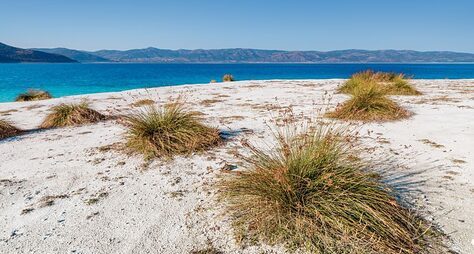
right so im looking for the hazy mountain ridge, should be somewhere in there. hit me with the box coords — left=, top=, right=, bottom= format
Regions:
left=33, top=48, right=111, bottom=63
left=0, top=43, right=76, bottom=63
left=90, top=48, right=474, bottom=63
left=3, top=42, right=474, bottom=63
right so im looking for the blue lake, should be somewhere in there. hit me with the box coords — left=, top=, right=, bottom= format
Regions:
left=1, top=63, right=473, bottom=102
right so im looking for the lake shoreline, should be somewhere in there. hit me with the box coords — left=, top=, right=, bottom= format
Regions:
left=2, top=63, right=474, bottom=102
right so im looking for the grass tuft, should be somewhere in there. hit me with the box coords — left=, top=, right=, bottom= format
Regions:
left=40, top=102, right=106, bottom=128
left=15, top=89, right=53, bottom=102
left=219, top=123, right=440, bottom=253
left=0, top=119, right=22, bottom=139
left=222, top=74, right=235, bottom=82
left=386, top=76, right=422, bottom=96
left=125, top=102, right=221, bottom=159
left=190, top=246, right=222, bottom=254
left=327, top=82, right=411, bottom=121
left=339, top=70, right=421, bottom=96
left=130, top=99, right=155, bottom=107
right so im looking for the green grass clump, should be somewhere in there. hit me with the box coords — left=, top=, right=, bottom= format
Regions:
left=125, top=102, right=221, bottom=159
left=219, top=123, right=439, bottom=253
left=222, top=74, right=235, bottom=82
left=339, top=70, right=421, bottom=96
left=40, top=102, right=106, bottom=128
left=0, top=120, right=22, bottom=139
left=15, top=89, right=53, bottom=102
left=327, top=82, right=411, bottom=121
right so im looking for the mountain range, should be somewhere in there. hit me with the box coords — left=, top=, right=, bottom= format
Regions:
left=33, top=47, right=110, bottom=63
left=0, top=43, right=76, bottom=63
left=2, top=42, right=474, bottom=63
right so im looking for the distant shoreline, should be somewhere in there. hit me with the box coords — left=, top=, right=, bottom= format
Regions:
left=2, top=63, right=474, bottom=102
left=2, top=62, right=474, bottom=64
left=2, top=78, right=474, bottom=104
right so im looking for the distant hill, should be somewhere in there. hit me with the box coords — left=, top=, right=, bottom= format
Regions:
left=89, top=48, right=474, bottom=63
left=33, top=48, right=111, bottom=63
left=0, top=42, right=76, bottom=63
left=5, top=42, right=474, bottom=63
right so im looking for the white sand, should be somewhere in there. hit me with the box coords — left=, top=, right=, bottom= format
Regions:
left=0, top=79, right=473, bottom=253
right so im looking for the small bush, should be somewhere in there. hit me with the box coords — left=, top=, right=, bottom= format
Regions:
left=125, top=102, right=221, bottom=159
left=15, top=89, right=52, bottom=102
left=327, top=82, right=411, bottom=121
left=0, top=120, right=22, bottom=139
left=219, top=123, right=439, bottom=253
left=339, top=70, right=420, bottom=96
left=222, top=74, right=234, bottom=82
left=40, top=102, right=106, bottom=128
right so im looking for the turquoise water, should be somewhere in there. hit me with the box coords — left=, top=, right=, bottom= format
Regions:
left=1, top=63, right=474, bottom=102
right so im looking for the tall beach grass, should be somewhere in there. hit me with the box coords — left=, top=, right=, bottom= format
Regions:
left=0, top=119, right=22, bottom=139
left=15, top=89, right=53, bottom=102
left=339, top=70, right=421, bottom=96
left=40, top=102, right=106, bottom=128
left=124, top=102, right=221, bottom=159
left=219, top=122, right=441, bottom=253
left=327, top=81, right=411, bottom=121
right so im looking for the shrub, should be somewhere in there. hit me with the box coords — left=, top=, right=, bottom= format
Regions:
left=0, top=120, right=22, bottom=139
left=125, top=102, right=221, bottom=159
left=327, top=82, right=411, bottom=121
left=40, top=102, right=106, bottom=128
left=15, top=89, right=52, bottom=102
left=339, top=70, right=420, bottom=96
left=219, top=123, right=439, bottom=253
left=222, top=74, right=234, bottom=82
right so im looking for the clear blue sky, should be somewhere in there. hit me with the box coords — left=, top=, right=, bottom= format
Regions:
left=1, top=0, right=472, bottom=52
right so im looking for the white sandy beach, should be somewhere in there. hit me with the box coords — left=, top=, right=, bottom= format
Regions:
left=0, top=79, right=473, bottom=253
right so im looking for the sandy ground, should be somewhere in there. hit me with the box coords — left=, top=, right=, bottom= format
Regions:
left=0, top=79, right=473, bottom=254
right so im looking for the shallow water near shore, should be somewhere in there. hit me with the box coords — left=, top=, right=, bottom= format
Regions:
left=1, top=63, right=474, bottom=102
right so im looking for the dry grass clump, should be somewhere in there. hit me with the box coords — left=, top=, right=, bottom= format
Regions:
left=339, top=70, right=421, bottom=96
left=125, top=102, right=221, bottom=159
left=40, top=102, right=106, bottom=128
left=0, top=120, right=22, bottom=139
left=130, top=99, right=155, bottom=107
left=190, top=246, right=222, bottom=254
left=327, top=82, right=411, bottom=121
left=15, top=89, right=52, bottom=102
left=385, top=76, right=422, bottom=96
left=222, top=74, right=235, bottom=82
left=219, top=123, right=440, bottom=253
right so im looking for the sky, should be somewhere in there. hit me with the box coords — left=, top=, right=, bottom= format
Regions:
left=0, top=0, right=473, bottom=52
